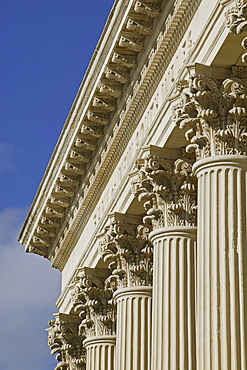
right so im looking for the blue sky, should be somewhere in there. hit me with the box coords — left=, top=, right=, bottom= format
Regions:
left=0, top=1, right=114, bottom=368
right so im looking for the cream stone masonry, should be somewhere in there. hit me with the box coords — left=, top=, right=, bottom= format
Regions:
left=99, top=212, right=153, bottom=370
left=19, top=0, right=201, bottom=271
left=69, top=267, right=116, bottom=370
left=114, top=287, right=152, bottom=370
left=47, top=313, right=86, bottom=370
left=132, top=145, right=197, bottom=370
left=174, top=63, right=247, bottom=368
left=99, top=212, right=153, bottom=288
left=83, top=336, right=116, bottom=370
left=18, top=0, right=247, bottom=368
left=150, top=227, right=196, bottom=370
left=70, top=268, right=116, bottom=338
left=194, top=156, right=247, bottom=369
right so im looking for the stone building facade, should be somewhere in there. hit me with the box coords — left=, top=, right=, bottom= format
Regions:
left=19, top=0, right=247, bottom=369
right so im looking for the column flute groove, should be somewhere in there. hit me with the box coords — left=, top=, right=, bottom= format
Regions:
left=114, top=287, right=152, bottom=370
left=99, top=212, right=153, bottom=370
left=194, top=156, right=247, bottom=369
left=131, top=146, right=197, bottom=370
left=70, top=267, right=116, bottom=370
left=150, top=228, right=197, bottom=370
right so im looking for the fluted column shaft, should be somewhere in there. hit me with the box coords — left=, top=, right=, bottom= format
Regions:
left=113, top=286, right=152, bottom=370
left=194, top=155, right=247, bottom=369
left=149, top=226, right=197, bottom=370
left=83, top=335, right=116, bottom=370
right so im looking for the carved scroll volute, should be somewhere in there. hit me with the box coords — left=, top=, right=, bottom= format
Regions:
left=132, top=154, right=197, bottom=230
left=99, top=218, right=153, bottom=289
left=70, top=273, right=116, bottom=339
left=47, top=319, right=86, bottom=370
left=174, top=69, right=247, bottom=160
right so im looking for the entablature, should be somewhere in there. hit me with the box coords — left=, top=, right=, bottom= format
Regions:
left=19, top=0, right=241, bottom=273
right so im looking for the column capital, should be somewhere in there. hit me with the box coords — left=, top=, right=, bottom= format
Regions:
left=131, top=146, right=197, bottom=230
left=99, top=212, right=153, bottom=289
left=226, top=0, right=247, bottom=34
left=70, top=267, right=116, bottom=339
left=174, top=64, right=247, bottom=160
left=46, top=314, right=86, bottom=370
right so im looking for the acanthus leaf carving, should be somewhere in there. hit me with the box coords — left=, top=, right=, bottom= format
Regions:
left=132, top=151, right=197, bottom=230
left=47, top=318, right=86, bottom=370
left=226, top=0, right=247, bottom=34
left=99, top=215, right=153, bottom=288
left=174, top=68, right=247, bottom=160
left=70, top=270, right=116, bottom=339
left=226, top=0, right=247, bottom=62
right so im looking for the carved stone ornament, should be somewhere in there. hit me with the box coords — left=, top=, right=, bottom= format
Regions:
left=134, top=1, right=161, bottom=18
left=47, top=319, right=86, bottom=370
left=226, top=0, right=247, bottom=62
left=70, top=271, right=116, bottom=338
left=173, top=67, right=247, bottom=160
left=99, top=215, right=153, bottom=289
left=132, top=153, right=197, bottom=230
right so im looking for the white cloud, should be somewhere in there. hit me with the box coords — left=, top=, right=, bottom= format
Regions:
left=0, top=207, right=61, bottom=370
left=0, top=142, right=16, bottom=173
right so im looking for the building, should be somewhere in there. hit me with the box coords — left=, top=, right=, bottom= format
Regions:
left=19, top=0, right=247, bottom=369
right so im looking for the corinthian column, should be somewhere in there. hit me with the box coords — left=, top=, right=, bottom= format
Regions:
left=132, top=146, right=197, bottom=370
left=84, top=336, right=116, bottom=370
left=47, top=313, right=86, bottom=370
left=99, top=213, right=153, bottom=370
left=70, top=268, right=116, bottom=370
left=175, top=64, right=247, bottom=369
left=114, top=286, right=152, bottom=370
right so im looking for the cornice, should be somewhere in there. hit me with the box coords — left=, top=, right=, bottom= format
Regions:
left=19, top=0, right=202, bottom=270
